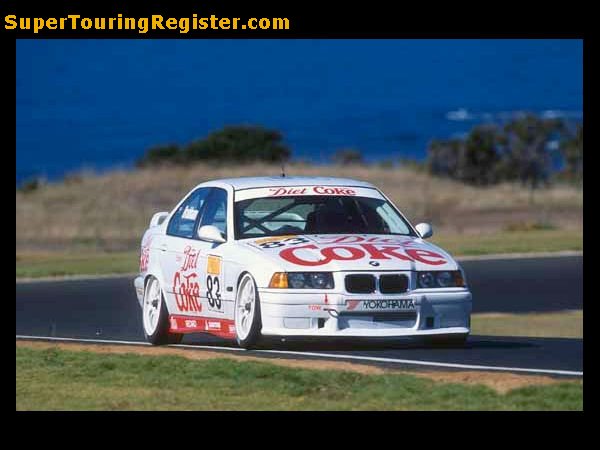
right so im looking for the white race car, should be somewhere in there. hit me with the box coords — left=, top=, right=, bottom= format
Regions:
left=134, top=176, right=472, bottom=348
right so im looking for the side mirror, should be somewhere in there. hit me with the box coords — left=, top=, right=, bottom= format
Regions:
left=197, top=225, right=226, bottom=244
left=150, top=212, right=169, bottom=227
left=415, top=222, right=433, bottom=239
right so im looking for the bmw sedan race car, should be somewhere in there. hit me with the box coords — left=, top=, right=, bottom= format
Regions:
left=133, top=176, right=472, bottom=349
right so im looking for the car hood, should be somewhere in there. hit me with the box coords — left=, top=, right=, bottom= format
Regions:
left=240, top=234, right=458, bottom=272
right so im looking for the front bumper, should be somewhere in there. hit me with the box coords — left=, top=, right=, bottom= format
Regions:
left=259, top=289, right=472, bottom=338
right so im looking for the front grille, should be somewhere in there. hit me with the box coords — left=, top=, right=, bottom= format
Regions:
left=345, top=274, right=376, bottom=293
left=340, top=311, right=417, bottom=322
left=379, top=274, right=409, bottom=294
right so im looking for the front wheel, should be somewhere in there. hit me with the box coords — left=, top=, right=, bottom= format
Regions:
left=234, top=273, right=262, bottom=349
left=143, top=277, right=183, bottom=345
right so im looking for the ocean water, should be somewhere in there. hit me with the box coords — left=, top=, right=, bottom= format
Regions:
left=16, top=39, right=583, bottom=182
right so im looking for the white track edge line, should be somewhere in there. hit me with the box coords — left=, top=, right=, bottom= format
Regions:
left=16, top=335, right=583, bottom=377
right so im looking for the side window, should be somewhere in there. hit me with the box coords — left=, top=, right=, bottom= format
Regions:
left=199, top=188, right=228, bottom=239
left=167, top=188, right=210, bottom=238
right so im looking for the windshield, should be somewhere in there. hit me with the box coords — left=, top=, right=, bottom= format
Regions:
left=234, top=195, right=415, bottom=239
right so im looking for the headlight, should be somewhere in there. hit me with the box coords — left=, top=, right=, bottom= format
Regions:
left=418, top=272, right=436, bottom=288
left=269, top=272, right=334, bottom=289
left=417, top=271, right=465, bottom=288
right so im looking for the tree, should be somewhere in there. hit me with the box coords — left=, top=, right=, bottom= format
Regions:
left=184, top=125, right=291, bottom=163
left=136, top=125, right=291, bottom=166
left=560, top=124, right=583, bottom=184
left=501, top=115, right=561, bottom=189
left=331, top=149, right=365, bottom=166
left=425, top=114, right=571, bottom=188
left=460, top=125, right=501, bottom=185
left=136, top=144, right=182, bottom=167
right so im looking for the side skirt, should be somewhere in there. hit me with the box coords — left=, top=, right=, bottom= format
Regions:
left=169, top=315, right=236, bottom=339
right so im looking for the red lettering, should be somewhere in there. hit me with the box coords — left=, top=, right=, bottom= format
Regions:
left=181, top=246, right=199, bottom=271
left=280, top=244, right=331, bottom=266
left=313, top=186, right=356, bottom=195
left=405, top=249, right=446, bottom=265
left=320, top=235, right=365, bottom=244
left=269, top=187, right=308, bottom=196
left=140, top=247, right=150, bottom=272
left=269, top=187, right=288, bottom=196
left=279, top=243, right=446, bottom=266
left=321, top=246, right=365, bottom=261
left=360, top=244, right=413, bottom=261
left=173, top=272, right=202, bottom=311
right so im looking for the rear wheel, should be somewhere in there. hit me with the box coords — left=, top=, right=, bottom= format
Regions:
left=143, top=277, right=183, bottom=345
left=235, top=274, right=262, bottom=349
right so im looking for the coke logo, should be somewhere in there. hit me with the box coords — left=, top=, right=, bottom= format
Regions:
left=173, top=272, right=201, bottom=312
left=181, top=246, right=199, bottom=271
left=140, top=246, right=150, bottom=272
left=279, top=244, right=446, bottom=266
left=268, top=186, right=356, bottom=196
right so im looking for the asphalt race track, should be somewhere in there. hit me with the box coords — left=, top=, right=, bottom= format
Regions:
left=16, top=255, right=583, bottom=377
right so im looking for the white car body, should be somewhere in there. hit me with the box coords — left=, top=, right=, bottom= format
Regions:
left=134, top=176, right=472, bottom=344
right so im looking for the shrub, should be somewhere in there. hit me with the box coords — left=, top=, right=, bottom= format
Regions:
left=136, top=144, right=182, bottom=167
left=184, top=125, right=290, bottom=164
left=137, top=125, right=291, bottom=166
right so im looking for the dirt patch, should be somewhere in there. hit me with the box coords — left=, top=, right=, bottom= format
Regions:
left=16, top=340, right=574, bottom=393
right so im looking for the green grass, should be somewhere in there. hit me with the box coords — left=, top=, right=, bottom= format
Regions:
left=471, top=310, right=583, bottom=339
left=433, top=229, right=582, bottom=256
left=15, top=229, right=582, bottom=279
left=15, top=252, right=138, bottom=278
left=16, top=346, right=582, bottom=411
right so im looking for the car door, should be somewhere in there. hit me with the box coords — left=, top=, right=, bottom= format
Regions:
left=160, top=187, right=211, bottom=316
left=195, top=188, right=230, bottom=320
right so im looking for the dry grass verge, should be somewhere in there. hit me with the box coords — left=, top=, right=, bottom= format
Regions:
left=16, top=163, right=582, bottom=253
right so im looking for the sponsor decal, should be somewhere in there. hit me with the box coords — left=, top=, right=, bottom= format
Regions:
left=279, top=244, right=447, bottom=267
left=308, top=305, right=322, bottom=311
left=173, top=272, right=202, bottom=312
left=206, top=255, right=222, bottom=275
left=181, top=206, right=199, bottom=221
left=139, top=236, right=153, bottom=272
left=346, top=300, right=361, bottom=311
left=181, top=246, right=200, bottom=271
left=206, top=321, right=221, bottom=330
left=268, top=186, right=357, bottom=197
left=235, top=186, right=385, bottom=202
left=168, top=315, right=235, bottom=339
left=315, top=235, right=419, bottom=246
left=173, top=245, right=202, bottom=312
left=256, top=236, right=310, bottom=249
left=346, top=299, right=415, bottom=311
left=206, top=275, right=223, bottom=311
left=253, top=235, right=297, bottom=245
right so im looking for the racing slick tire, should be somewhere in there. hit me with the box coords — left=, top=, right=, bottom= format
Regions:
left=142, top=276, right=183, bottom=345
left=235, top=273, right=262, bottom=349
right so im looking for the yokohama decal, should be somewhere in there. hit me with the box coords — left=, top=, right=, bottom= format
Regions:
left=169, top=315, right=236, bottom=339
left=279, top=244, right=447, bottom=266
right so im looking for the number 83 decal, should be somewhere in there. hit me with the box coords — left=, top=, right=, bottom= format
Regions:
left=206, top=275, right=222, bottom=309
